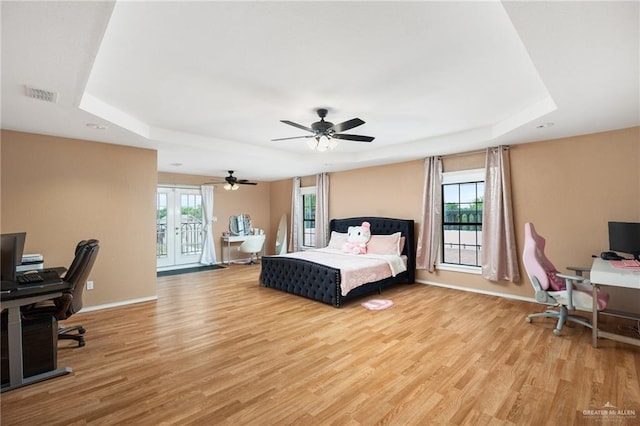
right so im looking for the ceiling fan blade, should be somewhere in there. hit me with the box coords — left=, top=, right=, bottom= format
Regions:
left=333, top=133, right=375, bottom=142
left=238, top=180, right=258, bottom=185
left=281, top=120, right=314, bottom=133
left=271, top=135, right=314, bottom=141
left=330, top=118, right=365, bottom=133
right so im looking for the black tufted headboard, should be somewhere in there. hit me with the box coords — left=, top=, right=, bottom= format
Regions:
left=329, top=217, right=416, bottom=283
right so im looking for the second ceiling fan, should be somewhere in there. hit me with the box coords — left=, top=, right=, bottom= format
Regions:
left=272, top=108, right=374, bottom=151
left=207, top=171, right=257, bottom=191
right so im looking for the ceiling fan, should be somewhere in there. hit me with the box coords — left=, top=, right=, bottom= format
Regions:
left=272, top=108, right=374, bottom=151
left=210, top=171, right=257, bottom=191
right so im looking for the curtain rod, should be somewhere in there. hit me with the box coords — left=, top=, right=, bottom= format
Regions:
left=438, top=145, right=510, bottom=159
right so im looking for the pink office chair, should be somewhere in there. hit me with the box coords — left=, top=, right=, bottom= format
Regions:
left=522, top=223, right=609, bottom=336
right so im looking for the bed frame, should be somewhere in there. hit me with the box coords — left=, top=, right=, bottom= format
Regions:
left=260, top=217, right=416, bottom=307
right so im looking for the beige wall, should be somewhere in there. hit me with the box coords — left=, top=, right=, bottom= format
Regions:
left=157, top=172, right=271, bottom=262
left=330, top=160, right=424, bottom=221
left=3, top=126, right=638, bottom=311
left=1, top=130, right=157, bottom=307
left=269, top=126, right=640, bottom=312
left=508, top=127, right=639, bottom=311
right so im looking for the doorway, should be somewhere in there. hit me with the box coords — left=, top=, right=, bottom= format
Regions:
left=156, top=187, right=203, bottom=269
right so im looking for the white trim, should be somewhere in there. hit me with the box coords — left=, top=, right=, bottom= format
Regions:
left=436, top=263, right=482, bottom=274
left=78, top=296, right=158, bottom=313
left=441, top=168, right=484, bottom=184
left=298, top=186, right=317, bottom=249
left=440, top=168, right=485, bottom=268
left=300, top=186, right=316, bottom=196
left=415, top=278, right=536, bottom=304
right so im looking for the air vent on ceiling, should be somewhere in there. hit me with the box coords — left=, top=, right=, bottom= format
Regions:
left=24, top=85, right=58, bottom=103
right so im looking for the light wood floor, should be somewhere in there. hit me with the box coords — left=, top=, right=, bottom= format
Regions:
left=2, top=265, right=639, bottom=425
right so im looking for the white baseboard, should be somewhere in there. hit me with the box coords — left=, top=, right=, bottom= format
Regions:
left=79, top=296, right=158, bottom=313
left=415, top=279, right=536, bottom=304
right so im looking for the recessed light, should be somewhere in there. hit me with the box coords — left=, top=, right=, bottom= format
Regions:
left=86, top=123, right=107, bottom=130
left=536, top=122, right=555, bottom=129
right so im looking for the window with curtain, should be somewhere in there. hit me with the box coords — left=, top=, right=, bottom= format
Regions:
left=299, top=186, right=317, bottom=248
left=439, top=169, right=484, bottom=271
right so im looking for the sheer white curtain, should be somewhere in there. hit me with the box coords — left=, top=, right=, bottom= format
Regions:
left=199, top=184, right=217, bottom=265
left=289, top=177, right=302, bottom=252
left=481, top=146, right=520, bottom=282
left=416, top=156, right=442, bottom=271
left=315, top=172, right=330, bottom=248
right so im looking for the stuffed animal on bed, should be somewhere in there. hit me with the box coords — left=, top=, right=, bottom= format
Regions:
left=342, top=221, right=372, bottom=254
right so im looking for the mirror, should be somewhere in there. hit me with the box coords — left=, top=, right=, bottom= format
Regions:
left=275, top=214, right=287, bottom=255
left=229, top=214, right=252, bottom=236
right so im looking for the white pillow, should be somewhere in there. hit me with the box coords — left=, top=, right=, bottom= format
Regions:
left=327, top=231, right=348, bottom=250
left=367, top=232, right=402, bottom=255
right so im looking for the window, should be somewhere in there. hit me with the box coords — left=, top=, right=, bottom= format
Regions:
left=299, top=186, right=317, bottom=248
left=441, top=169, right=484, bottom=270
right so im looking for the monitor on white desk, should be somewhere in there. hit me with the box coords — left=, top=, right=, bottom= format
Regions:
left=608, top=221, right=640, bottom=261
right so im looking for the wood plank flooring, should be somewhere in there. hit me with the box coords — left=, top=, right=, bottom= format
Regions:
left=2, top=265, right=639, bottom=425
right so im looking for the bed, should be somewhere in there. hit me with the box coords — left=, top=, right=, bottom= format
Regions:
left=260, top=217, right=416, bottom=307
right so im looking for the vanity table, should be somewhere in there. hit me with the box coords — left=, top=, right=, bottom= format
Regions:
left=221, top=235, right=265, bottom=265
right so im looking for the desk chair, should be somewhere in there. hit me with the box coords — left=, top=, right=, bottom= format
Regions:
left=522, top=223, right=608, bottom=336
left=238, top=235, right=265, bottom=265
left=26, top=240, right=100, bottom=347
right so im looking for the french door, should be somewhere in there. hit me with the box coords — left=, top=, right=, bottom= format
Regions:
left=156, top=187, right=203, bottom=269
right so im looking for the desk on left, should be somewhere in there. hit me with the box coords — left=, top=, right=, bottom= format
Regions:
left=1, top=277, right=72, bottom=392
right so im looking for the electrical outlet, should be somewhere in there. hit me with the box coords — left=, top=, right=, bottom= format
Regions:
left=86, top=281, right=94, bottom=290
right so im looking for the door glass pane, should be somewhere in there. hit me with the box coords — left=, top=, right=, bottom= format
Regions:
left=156, top=193, right=168, bottom=258
left=180, top=194, right=203, bottom=255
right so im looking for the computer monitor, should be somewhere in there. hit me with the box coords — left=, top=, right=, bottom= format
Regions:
left=608, top=222, right=640, bottom=261
left=0, top=232, right=26, bottom=281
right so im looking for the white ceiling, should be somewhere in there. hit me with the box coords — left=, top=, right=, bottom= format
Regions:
left=2, top=1, right=638, bottom=182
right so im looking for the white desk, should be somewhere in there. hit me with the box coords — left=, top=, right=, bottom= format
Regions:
left=590, top=258, right=640, bottom=348
left=221, top=235, right=264, bottom=264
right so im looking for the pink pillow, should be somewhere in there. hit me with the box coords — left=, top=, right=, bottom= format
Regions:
left=327, top=231, right=348, bottom=250
left=367, top=232, right=402, bottom=255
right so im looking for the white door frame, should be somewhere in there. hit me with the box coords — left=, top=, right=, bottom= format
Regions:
left=156, top=186, right=203, bottom=269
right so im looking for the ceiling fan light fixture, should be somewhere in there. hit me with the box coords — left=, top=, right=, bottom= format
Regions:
left=275, top=109, right=372, bottom=149
left=327, top=137, right=338, bottom=150
left=309, top=134, right=336, bottom=152
left=224, top=182, right=239, bottom=191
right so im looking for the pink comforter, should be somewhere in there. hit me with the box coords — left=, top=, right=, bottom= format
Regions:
left=276, top=248, right=407, bottom=296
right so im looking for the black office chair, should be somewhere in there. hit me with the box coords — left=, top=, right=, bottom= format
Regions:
left=25, top=239, right=100, bottom=347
